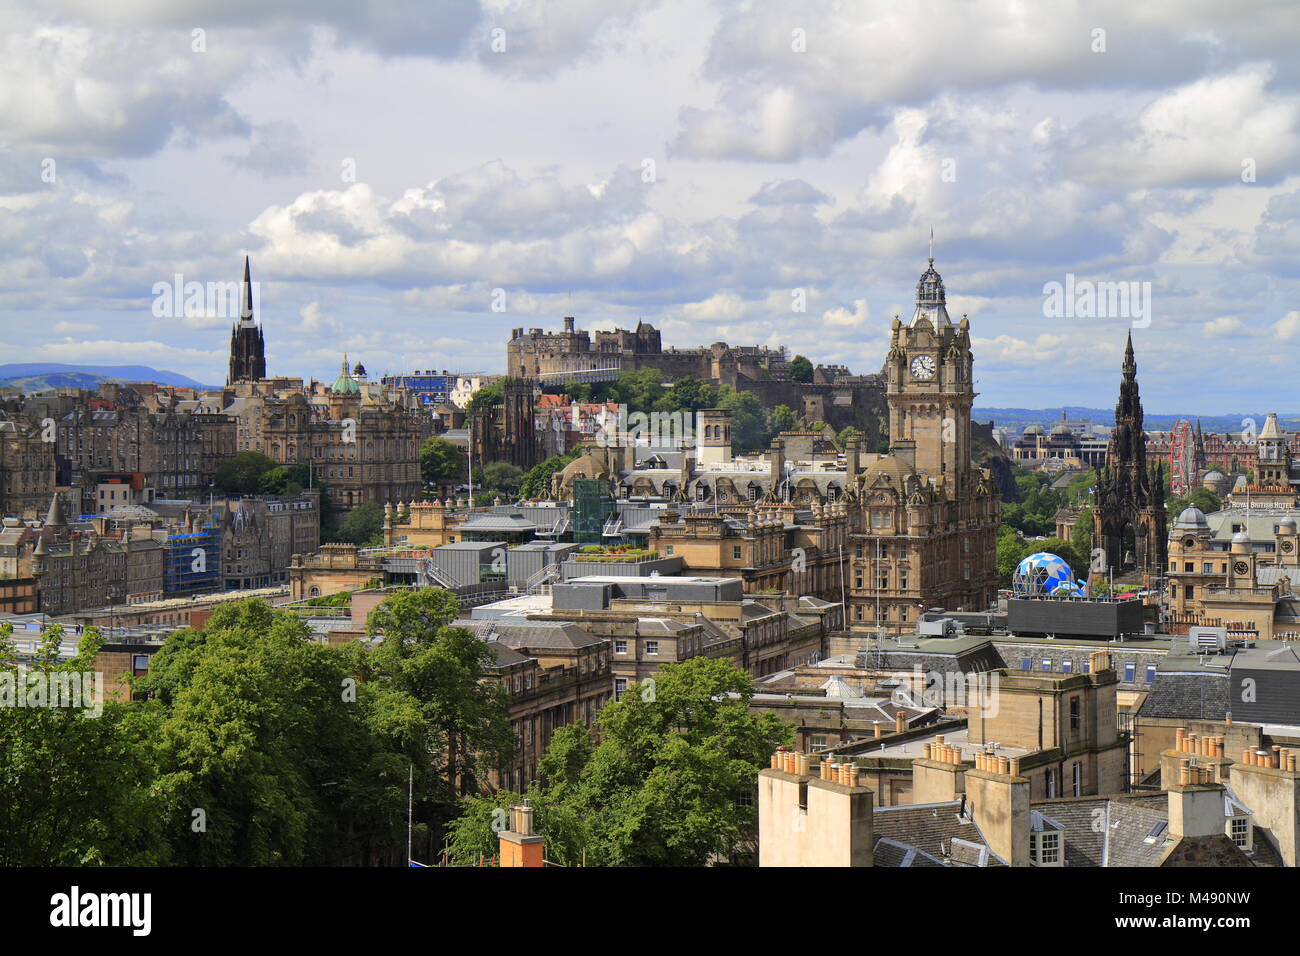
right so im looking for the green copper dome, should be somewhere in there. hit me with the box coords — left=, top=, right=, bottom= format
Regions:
left=332, top=355, right=360, bottom=395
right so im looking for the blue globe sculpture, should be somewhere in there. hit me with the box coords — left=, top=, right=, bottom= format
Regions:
left=1013, top=552, right=1082, bottom=597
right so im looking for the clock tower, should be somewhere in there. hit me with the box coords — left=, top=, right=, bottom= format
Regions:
left=884, top=257, right=975, bottom=497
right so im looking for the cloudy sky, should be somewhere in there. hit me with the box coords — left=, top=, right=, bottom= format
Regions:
left=2, top=0, right=1299, bottom=413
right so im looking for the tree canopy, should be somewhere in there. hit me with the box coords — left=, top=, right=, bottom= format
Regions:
left=213, top=451, right=278, bottom=495
left=420, top=436, right=464, bottom=488
left=446, top=656, right=790, bottom=867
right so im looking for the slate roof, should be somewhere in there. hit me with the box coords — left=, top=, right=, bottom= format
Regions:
left=1030, top=793, right=1263, bottom=867
left=871, top=801, right=1007, bottom=867
left=458, top=513, right=539, bottom=532
left=1137, top=670, right=1229, bottom=720
left=460, top=619, right=605, bottom=650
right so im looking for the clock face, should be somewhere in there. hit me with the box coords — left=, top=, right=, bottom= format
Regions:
left=1234, top=561, right=1250, bottom=576
left=909, top=354, right=936, bottom=380
left=1283, top=540, right=1294, bottom=553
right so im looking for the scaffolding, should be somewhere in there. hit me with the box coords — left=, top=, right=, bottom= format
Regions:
left=163, top=525, right=222, bottom=595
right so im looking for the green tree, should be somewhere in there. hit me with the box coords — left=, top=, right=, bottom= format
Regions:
left=330, top=501, right=385, bottom=546
left=996, top=526, right=1032, bottom=587
left=789, top=354, right=813, bottom=383
left=836, top=425, right=862, bottom=448
left=520, top=449, right=580, bottom=500
left=0, top=623, right=169, bottom=865
left=656, top=377, right=718, bottom=415
left=1071, top=505, right=1094, bottom=557
left=420, top=436, right=464, bottom=488
left=445, top=786, right=587, bottom=867
left=608, top=367, right=667, bottom=412
left=768, top=404, right=797, bottom=436
left=717, top=386, right=768, bottom=452
left=360, top=590, right=515, bottom=840
left=479, top=461, right=524, bottom=499
left=213, top=451, right=277, bottom=495
left=563, top=382, right=592, bottom=403
left=138, top=601, right=395, bottom=865
left=258, top=462, right=312, bottom=496
left=517, top=657, right=791, bottom=866
left=467, top=381, right=504, bottom=410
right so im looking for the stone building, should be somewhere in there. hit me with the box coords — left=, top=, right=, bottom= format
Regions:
left=847, top=257, right=1001, bottom=631
left=507, top=316, right=887, bottom=436
left=29, top=496, right=166, bottom=616
left=53, top=388, right=235, bottom=499
left=1165, top=504, right=1300, bottom=640
left=0, top=416, right=55, bottom=518
left=221, top=360, right=427, bottom=512
left=460, top=620, right=613, bottom=792
left=220, top=492, right=321, bottom=590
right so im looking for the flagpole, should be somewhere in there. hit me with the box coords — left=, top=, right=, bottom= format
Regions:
left=407, top=763, right=413, bottom=865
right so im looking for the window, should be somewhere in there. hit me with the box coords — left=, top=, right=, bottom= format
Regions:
left=1040, top=658, right=1053, bottom=672
left=809, top=734, right=827, bottom=750
left=1020, top=657, right=1032, bottom=671
left=614, top=640, right=627, bottom=654
left=1072, top=762, right=1082, bottom=796
left=645, top=641, right=660, bottom=656
left=665, top=546, right=674, bottom=555
left=1230, top=816, right=1249, bottom=848
left=615, top=678, right=627, bottom=700
left=1061, top=659, right=1073, bottom=674
left=1069, top=696, right=1081, bottom=732
left=1203, top=562, right=1213, bottom=574
left=732, top=546, right=742, bottom=560
left=1123, top=662, right=1136, bottom=682
left=1029, top=832, right=1060, bottom=868
left=1144, top=665, right=1157, bottom=684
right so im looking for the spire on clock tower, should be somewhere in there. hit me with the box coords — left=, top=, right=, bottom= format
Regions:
left=911, top=256, right=952, bottom=328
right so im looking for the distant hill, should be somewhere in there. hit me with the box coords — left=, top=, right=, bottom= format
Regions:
left=974, top=407, right=1300, bottom=435
left=0, top=364, right=219, bottom=393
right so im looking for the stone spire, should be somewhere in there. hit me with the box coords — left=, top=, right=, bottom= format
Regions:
left=228, top=256, right=267, bottom=384
left=44, top=493, right=65, bottom=528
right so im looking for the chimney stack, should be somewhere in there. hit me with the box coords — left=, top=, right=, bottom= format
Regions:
left=498, top=800, right=545, bottom=867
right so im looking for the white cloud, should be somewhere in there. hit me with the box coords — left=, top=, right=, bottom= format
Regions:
left=51, top=321, right=98, bottom=334
left=1274, top=311, right=1300, bottom=341
left=1203, top=316, right=1247, bottom=338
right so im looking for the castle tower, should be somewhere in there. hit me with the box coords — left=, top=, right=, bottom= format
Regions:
left=227, top=256, right=267, bottom=384
left=1093, top=332, right=1167, bottom=578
